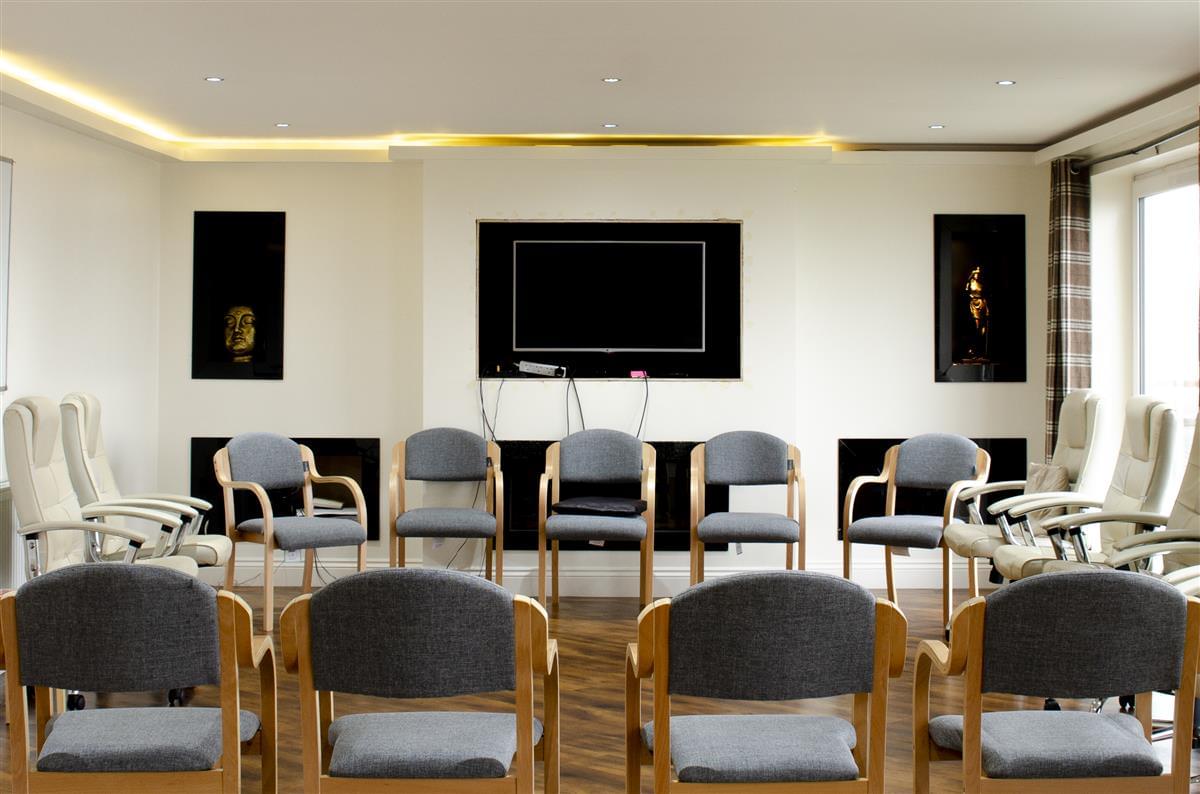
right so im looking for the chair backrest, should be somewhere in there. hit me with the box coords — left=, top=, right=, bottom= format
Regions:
left=980, top=569, right=1187, bottom=699
left=894, top=433, right=980, bottom=490
left=227, top=432, right=306, bottom=490
left=1097, top=397, right=1181, bottom=553
left=558, top=428, right=642, bottom=484
left=14, top=563, right=220, bottom=692
left=1049, top=389, right=1107, bottom=492
left=308, top=568, right=515, bottom=698
left=1163, top=423, right=1200, bottom=573
left=703, top=431, right=788, bottom=486
left=59, top=392, right=120, bottom=506
left=668, top=571, right=876, bottom=700
left=405, top=427, right=488, bottom=482
left=3, top=396, right=88, bottom=569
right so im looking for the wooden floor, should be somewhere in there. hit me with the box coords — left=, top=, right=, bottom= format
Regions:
left=1, top=587, right=1197, bottom=793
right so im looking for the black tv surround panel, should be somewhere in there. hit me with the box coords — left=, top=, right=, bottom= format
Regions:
left=477, top=220, right=742, bottom=379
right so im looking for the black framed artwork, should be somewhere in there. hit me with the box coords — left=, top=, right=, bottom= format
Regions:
left=191, top=211, right=285, bottom=380
left=934, top=214, right=1026, bottom=382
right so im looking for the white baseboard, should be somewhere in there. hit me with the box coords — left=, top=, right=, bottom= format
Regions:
left=199, top=557, right=999, bottom=598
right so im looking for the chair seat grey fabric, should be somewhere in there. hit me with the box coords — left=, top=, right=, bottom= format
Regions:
left=394, top=508, right=497, bottom=538
left=928, top=711, right=1160, bottom=779
left=697, top=512, right=800, bottom=543
left=943, top=522, right=1006, bottom=559
left=327, top=712, right=543, bottom=779
left=39, top=707, right=260, bottom=773
left=237, top=515, right=367, bottom=551
left=643, top=715, right=859, bottom=784
left=992, top=543, right=1057, bottom=580
left=846, top=514, right=944, bottom=549
left=545, top=513, right=646, bottom=541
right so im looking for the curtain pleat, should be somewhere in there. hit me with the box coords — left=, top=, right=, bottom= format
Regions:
left=1045, top=158, right=1092, bottom=459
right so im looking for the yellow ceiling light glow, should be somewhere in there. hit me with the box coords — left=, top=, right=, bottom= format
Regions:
left=387, top=133, right=836, bottom=148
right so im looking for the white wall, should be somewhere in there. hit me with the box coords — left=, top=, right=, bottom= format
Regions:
left=157, top=162, right=423, bottom=577
left=421, top=152, right=1049, bottom=595
left=0, top=107, right=162, bottom=490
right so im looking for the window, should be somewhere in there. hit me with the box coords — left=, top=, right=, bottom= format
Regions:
left=1136, top=165, right=1199, bottom=423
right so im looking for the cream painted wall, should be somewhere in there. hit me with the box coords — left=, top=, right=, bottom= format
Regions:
left=421, top=153, right=1049, bottom=596
left=1091, top=167, right=1135, bottom=413
left=0, top=107, right=162, bottom=492
left=156, top=162, right=423, bottom=579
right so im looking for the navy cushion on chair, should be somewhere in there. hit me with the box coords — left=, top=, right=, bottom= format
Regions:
left=328, top=712, right=543, bottom=779
left=928, top=711, right=1161, bottom=779
left=394, top=508, right=497, bottom=538
left=237, top=515, right=366, bottom=551
left=845, top=515, right=944, bottom=549
left=551, top=496, right=647, bottom=516
left=643, top=715, right=859, bottom=783
left=545, top=513, right=646, bottom=541
left=38, top=707, right=260, bottom=772
left=697, top=512, right=800, bottom=543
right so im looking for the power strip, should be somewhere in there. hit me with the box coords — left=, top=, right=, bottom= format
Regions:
left=518, top=360, right=564, bottom=377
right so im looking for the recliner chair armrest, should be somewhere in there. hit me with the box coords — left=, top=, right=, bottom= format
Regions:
left=1108, top=538, right=1200, bottom=569
left=1112, top=527, right=1198, bottom=551
left=122, top=492, right=213, bottom=512
left=1039, top=510, right=1170, bottom=533
left=987, top=490, right=1084, bottom=516
left=1001, top=494, right=1104, bottom=519
left=18, top=521, right=148, bottom=563
left=79, top=503, right=183, bottom=530
left=88, top=497, right=199, bottom=521
left=958, top=480, right=1027, bottom=502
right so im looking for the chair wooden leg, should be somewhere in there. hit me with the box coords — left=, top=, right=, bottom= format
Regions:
left=967, top=555, right=979, bottom=598
left=260, top=648, right=278, bottom=794
left=786, top=542, right=794, bottom=570
left=356, top=540, right=365, bottom=573
left=843, top=536, right=852, bottom=580
left=551, top=540, right=560, bottom=608
left=485, top=537, right=494, bottom=581
left=262, top=548, right=274, bottom=634
left=696, top=541, right=705, bottom=583
left=625, top=659, right=641, bottom=794
left=688, top=539, right=698, bottom=586
left=225, top=541, right=237, bottom=590
left=396, top=537, right=406, bottom=568
left=538, top=533, right=547, bottom=606
left=942, top=545, right=952, bottom=632
left=302, top=549, right=314, bottom=594
left=388, top=526, right=397, bottom=568
left=884, top=547, right=898, bottom=605
left=495, top=532, right=504, bottom=587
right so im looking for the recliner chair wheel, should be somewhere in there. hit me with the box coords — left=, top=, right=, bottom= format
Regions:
left=66, top=693, right=85, bottom=711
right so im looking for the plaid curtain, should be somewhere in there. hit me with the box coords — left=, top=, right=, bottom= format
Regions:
left=1045, top=158, right=1092, bottom=459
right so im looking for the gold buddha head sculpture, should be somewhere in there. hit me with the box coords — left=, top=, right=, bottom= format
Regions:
left=223, top=305, right=257, bottom=363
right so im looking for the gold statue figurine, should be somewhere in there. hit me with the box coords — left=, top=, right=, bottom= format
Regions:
left=962, top=266, right=990, bottom=363
left=223, top=305, right=257, bottom=363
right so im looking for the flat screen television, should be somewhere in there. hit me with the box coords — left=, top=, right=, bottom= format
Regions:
left=478, top=221, right=741, bottom=379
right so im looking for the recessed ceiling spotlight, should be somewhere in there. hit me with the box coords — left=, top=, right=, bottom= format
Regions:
left=275, top=122, right=290, bottom=128
left=996, top=80, right=1016, bottom=86
left=929, top=123, right=945, bottom=129
left=602, top=77, right=621, bottom=83
left=204, top=76, right=224, bottom=83
left=602, top=123, right=619, bottom=128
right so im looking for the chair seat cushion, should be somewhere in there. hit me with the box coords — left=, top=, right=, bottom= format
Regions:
left=545, top=513, right=646, bottom=541
left=697, top=512, right=800, bottom=543
left=928, top=711, right=1161, bottom=779
left=178, top=534, right=233, bottom=567
left=943, top=522, right=1006, bottom=559
left=39, top=707, right=260, bottom=772
left=394, top=508, right=497, bottom=538
left=643, top=715, right=859, bottom=783
left=327, top=712, right=543, bottom=779
left=992, top=543, right=1057, bottom=580
left=846, top=515, right=944, bottom=549
left=1041, top=558, right=1109, bottom=573
left=136, top=556, right=201, bottom=576
left=237, top=516, right=367, bottom=551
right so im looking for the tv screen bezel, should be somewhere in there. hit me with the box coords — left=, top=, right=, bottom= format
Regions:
left=477, top=219, right=742, bottom=381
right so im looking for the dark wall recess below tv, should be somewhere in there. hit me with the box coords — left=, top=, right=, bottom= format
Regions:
left=478, top=220, right=742, bottom=379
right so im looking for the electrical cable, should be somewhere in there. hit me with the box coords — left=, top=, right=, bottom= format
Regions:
left=636, top=375, right=650, bottom=438
left=571, top=377, right=586, bottom=430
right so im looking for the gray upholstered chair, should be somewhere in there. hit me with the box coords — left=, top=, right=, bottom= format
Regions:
left=914, top=569, right=1199, bottom=794
left=215, top=432, right=368, bottom=632
left=538, top=428, right=656, bottom=607
left=689, top=431, right=804, bottom=585
left=626, top=571, right=906, bottom=792
left=389, top=428, right=504, bottom=584
left=842, top=433, right=989, bottom=630
left=280, top=568, right=559, bottom=793
left=0, top=563, right=277, bottom=793
left=991, top=397, right=1181, bottom=582
left=3, top=395, right=197, bottom=579
left=944, top=390, right=1107, bottom=595
left=59, top=392, right=232, bottom=573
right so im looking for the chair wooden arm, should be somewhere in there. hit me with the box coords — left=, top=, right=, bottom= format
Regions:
left=916, top=640, right=954, bottom=677
left=642, top=444, right=657, bottom=530
left=279, top=594, right=312, bottom=674
left=308, top=466, right=368, bottom=528
left=537, top=472, right=551, bottom=528
left=843, top=469, right=890, bottom=533
left=494, top=470, right=505, bottom=522
left=879, top=599, right=909, bottom=678
left=943, top=476, right=984, bottom=526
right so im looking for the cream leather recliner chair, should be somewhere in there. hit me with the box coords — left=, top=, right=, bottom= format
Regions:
left=59, top=392, right=231, bottom=572
left=3, top=396, right=198, bottom=578
left=943, top=390, right=1108, bottom=594
left=991, top=396, right=1182, bottom=581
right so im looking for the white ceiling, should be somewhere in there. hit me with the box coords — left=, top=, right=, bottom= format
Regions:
left=1, top=0, right=1197, bottom=145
